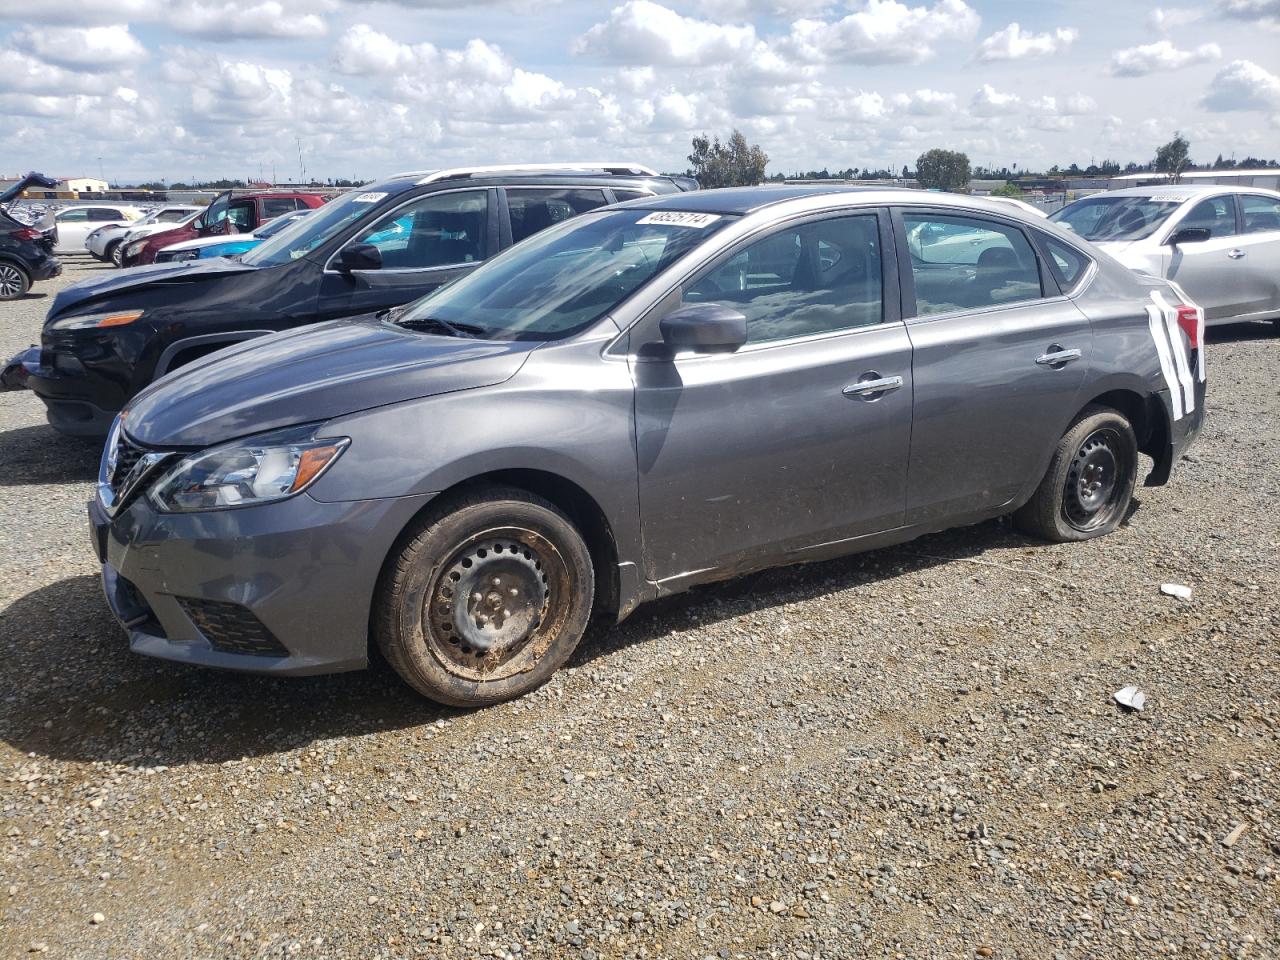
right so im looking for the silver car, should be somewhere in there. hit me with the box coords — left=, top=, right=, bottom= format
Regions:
left=90, top=186, right=1206, bottom=706
left=1051, top=185, right=1280, bottom=326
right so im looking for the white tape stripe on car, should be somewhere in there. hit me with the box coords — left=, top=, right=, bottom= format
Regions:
left=1152, top=290, right=1196, bottom=417
left=1146, top=302, right=1184, bottom=421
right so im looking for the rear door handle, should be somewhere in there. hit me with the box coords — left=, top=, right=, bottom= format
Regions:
left=1036, top=347, right=1082, bottom=367
left=1227, top=248, right=1246, bottom=260
left=843, top=375, right=904, bottom=399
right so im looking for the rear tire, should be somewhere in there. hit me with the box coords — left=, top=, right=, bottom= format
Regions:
left=1014, top=405, right=1137, bottom=543
left=374, top=486, right=595, bottom=707
left=0, top=261, right=30, bottom=300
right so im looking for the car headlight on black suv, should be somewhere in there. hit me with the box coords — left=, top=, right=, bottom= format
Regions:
left=49, top=309, right=145, bottom=331
left=148, top=424, right=350, bottom=513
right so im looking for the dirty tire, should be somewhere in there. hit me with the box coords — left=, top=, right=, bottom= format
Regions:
left=0, top=261, right=30, bottom=300
left=374, top=486, right=594, bottom=708
left=1014, top=404, right=1137, bottom=543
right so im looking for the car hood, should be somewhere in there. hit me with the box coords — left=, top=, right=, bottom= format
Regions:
left=124, top=222, right=186, bottom=240
left=124, top=318, right=539, bottom=448
left=48, top=257, right=255, bottom=318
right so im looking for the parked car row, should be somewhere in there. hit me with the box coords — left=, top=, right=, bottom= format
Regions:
left=4, top=163, right=1274, bottom=709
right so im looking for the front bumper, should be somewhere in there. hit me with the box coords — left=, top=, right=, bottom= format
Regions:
left=13, top=345, right=120, bottom=437
left=90, top=489, right=435, bottom=676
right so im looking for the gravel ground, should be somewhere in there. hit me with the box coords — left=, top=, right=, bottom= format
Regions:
left=1, top=258, right=1277, bottom=959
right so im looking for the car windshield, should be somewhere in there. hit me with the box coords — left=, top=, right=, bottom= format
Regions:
left=1049, top=195, right=1182, bottom=241
left=393, top=208, right=735, bottom=341
left=253, top=211, right=309, bottom=239
left=240, top=191, right=382, bottom=267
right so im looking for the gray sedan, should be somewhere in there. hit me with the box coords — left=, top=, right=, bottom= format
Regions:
left=90, top=186, right=1206, bottom=706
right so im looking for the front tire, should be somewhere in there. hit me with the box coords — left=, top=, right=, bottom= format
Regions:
left=374, top=487, right=595, bottom=707
left=108, top=242, right=124, bottom=268
left=0, top=261, right=30, bottom=300
left=1014, top=405, right=1138, bottom=543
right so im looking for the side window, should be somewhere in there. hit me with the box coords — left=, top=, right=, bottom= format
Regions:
left=1040, top=235, right=1091, bottom=290
left=903, top=213, right=1042, bottom=316
left=350, top=190, right=489, bottom=269
left=507, top=189, right=608, bottom=244
left=611, top=189, right=653, bottom=203
left=1180, top=196, right=1237, bottom=238
left=1240, top=194, right=1280, bottom=234
left=227, top=202, right=255, bottom=231
left=683, top=214, right=883, bottom=344
left=57, top=209, right=89, bottom=222
left=159, top=209, right=191, bottom=222
left=262, top=197, right=301, bottom=219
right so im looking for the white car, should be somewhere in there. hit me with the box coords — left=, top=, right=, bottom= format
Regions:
left=49, top=205, right=144, bottom=254
left=1051, top=185, right=1280, bottom=325
left=988, top=196, right=1048, bottom=218
left=86, top=205, right=202, bottom=266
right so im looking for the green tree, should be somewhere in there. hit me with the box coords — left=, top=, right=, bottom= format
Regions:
left=990, top=182, right=1024, bottom=198
left=687, top=129, right=769, bottom=188
left=914, top=148, right=971, bottom=192
left=1154, top=133, right=1191, bottom=183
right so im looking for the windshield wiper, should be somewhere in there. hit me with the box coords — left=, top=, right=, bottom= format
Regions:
left=393, top=315, right=488, bottom=338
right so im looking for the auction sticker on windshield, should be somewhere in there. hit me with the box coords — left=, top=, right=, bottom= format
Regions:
left=352, top=192, right=388, bottom=203
left=636, top=212, right=721, bottom=228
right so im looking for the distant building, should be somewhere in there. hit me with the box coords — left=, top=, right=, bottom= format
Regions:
left=1106, top=169, right=1280, bottom=191
left=0, top=175, right=110, bottom=199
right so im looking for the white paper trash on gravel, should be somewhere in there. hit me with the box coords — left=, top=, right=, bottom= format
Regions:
left=1160, top=583, right=1192, bottom=599
left=1114, top=686, right=1146, bottom=711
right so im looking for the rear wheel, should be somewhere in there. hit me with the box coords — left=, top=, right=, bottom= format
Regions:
left=374, top=487, right=594, bottom=707
left=0, top=262, right=30, bottom=300
left=1014, top=405, right=1137, bottom=543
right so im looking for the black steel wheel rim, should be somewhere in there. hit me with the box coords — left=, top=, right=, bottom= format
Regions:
left=424, top=526, right=571, bottom=682
left=1062, top=427, right=1129, bottom=531
left=0, top=264, right=22, bottom=297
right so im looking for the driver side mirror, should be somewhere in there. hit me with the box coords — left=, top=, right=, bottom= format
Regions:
left=659, top=302, right=747, bottom=354
left=336, top=243, right=382, bottom=272
left=1166, top=227, right=1211, bottom=247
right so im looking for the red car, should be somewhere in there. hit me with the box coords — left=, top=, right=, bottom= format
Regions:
left=120, top=190, right=327, bottom=267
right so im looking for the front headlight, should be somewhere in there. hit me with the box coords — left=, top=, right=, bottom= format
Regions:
left=50, top=309, right=145, bottom=330
left=147, top=425, right=349, bottom=513
left=125, top=239, right=148, bottom=256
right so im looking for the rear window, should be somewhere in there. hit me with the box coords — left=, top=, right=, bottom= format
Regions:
left=1039, top=235, right=1091, bottom=290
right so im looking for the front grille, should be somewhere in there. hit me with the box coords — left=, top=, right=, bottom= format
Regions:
left=178, top=598, right=290, bottom=658
left=110, top=434, right=146, bottom=494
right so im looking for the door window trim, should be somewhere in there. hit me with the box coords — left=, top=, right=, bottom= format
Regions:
left=890, top=205, right=1060, bottom=324
left=619, top=206, right=901, bottom=361
left=322, top=186, right=499, bottom=275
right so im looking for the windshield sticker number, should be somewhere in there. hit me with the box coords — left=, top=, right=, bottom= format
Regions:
left=352, top=192, right=387, bottom=203
left=1147, top=195, right=1187, bottom=203
left=636, top=212, right=721, bottom=229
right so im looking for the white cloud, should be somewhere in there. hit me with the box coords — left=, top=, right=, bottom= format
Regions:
left=0, top=0, right=332, bottom=39
left=1201, top=59, right=1280, bottom=111
left=978, top=23, right=1077, bottom=61
left=1109, top=40, right=1221, bottom=76
left=890, top=88, right=956, bottom=115
left=1148, top=7, right=1202, bottom=30
left=0, top=49, right=120, bottom=95
left=780, top=0, right=980, bottom=64
left=1219, top=0, right=1280, bottom=28
left=573, top=1, right=758, bottom=66
left=10, top=26, right=145, bottom=71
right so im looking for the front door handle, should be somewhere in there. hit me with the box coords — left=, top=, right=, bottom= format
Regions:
left=1227, top=248, right=1246, bottom=260
left=1036, top=347, right=1082, bottom=368
left=843, top=375, right=904, bottom=399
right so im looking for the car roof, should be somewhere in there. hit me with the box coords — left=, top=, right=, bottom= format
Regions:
left=1092, top=185, right=1239, bottom=200
left=620, top=184, right=890, bottom=215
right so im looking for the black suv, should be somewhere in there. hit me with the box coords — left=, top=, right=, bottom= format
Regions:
left=9, top=164, right=696, bottom=437
left=0, top=173, right=61, bottom=301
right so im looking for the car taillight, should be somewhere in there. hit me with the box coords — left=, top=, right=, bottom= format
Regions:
left=1175, top=305, right=1200, bottom=350
left=9, top=227, right=40, bottom=241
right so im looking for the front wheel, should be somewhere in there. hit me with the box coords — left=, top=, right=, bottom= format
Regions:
left=0, top=261, right=30, bottom=300
left=108, top=242, right=124, bottom=267
left=374, top=487, right=595, bottom=707
left=1014, top=405, right=1138, bottom=543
